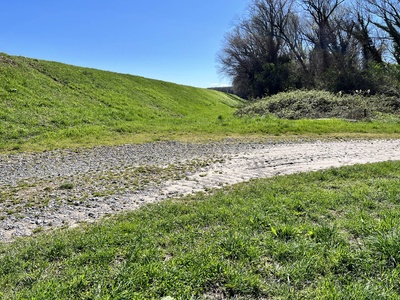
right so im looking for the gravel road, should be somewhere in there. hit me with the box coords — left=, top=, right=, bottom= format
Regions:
left=1, top=139, right=400, bottom=242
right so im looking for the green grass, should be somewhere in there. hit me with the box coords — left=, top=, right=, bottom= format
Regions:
left=2, top=161, right=400, bottom=299
left=1, top=53, right=400, bottom=153
left=0, top=53, right=244, bottom=151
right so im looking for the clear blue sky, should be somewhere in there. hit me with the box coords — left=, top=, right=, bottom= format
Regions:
left=0, top=1, right=249, bottom=88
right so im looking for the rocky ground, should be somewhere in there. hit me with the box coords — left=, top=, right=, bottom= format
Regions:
left=1, top=139, right=400, bottom=242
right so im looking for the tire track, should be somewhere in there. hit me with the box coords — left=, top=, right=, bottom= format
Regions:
left=1, top=139, right=400, bottom=242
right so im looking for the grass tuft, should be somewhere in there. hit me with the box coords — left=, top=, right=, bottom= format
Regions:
left=58, top=183, right=74, bottom=190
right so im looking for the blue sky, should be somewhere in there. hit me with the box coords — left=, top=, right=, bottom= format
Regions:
left=0, top=1, right=249, bottom=88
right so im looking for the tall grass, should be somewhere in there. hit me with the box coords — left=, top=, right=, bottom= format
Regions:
left=1, top=161, right=400, bottom=298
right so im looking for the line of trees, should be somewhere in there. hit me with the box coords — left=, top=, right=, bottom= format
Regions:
left=218, top=0, right=400, bottom=99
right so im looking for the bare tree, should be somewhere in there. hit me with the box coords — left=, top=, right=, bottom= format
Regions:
left=218, top=0, right=298, bottom=98
left=367, top=0, right=400, bottom=63
left=218, top=0, right=398, bottom=96
left=249, top=0, right=295, bottom=62
left=218, top=23, right=265, bottom=98
left=219, top=0, right=346, bottom=95
left=279, top=8, right=309, bottom=71
left=352, top=1, right=383, bottom=67
left=300, top=0, right=346, bottom=74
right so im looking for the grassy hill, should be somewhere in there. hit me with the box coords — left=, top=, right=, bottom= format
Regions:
left=0, top=53, right=243, bottom=151
left=1, top=52, right=400, bottom=152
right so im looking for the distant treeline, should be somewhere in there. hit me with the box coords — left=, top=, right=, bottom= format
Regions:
left=207, top=86, right=235, bottom=94
left=218, top=0, right=400, bottom=100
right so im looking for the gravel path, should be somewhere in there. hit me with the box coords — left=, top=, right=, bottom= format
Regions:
left=1, top=139, right=400, bottom=242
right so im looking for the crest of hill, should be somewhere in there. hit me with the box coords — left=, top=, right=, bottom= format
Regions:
left=0, top=53, right=243, bottom=150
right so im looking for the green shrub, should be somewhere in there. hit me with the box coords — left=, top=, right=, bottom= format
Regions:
left=236, top=90, right=400, bottom=120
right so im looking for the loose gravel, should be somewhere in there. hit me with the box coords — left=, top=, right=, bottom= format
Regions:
left=1, top=139, right=400, bottom=242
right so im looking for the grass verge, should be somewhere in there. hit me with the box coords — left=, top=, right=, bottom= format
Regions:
left=1, top=161, right=400, bottom=299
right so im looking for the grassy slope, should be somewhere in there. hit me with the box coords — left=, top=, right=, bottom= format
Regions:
left=1, top=53, right=400, bottom=152
left=0, top=53, right=242, bottom=151
left=1, top=161, right=400, bottom=299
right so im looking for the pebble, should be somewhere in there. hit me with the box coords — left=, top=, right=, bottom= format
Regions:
left=0, top=140, right=275, bottom=242
left=0, top=140, right=275, bottom=186
left=1, top=138, right=398, bottom=243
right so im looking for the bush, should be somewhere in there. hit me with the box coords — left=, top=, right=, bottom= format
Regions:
left=235, top=90, right=400, bottom=120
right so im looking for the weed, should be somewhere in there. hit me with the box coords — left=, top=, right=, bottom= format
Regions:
left=58, top=183, right=74, bottom=190
left=32, top=227, right=44, bottom=234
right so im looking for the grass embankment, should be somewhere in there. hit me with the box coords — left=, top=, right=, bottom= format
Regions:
left=1, top=53, right=400, bottom=152
left=0, top=53, right=243, bottom=151
left=1, top=161, right=400, bottom=298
